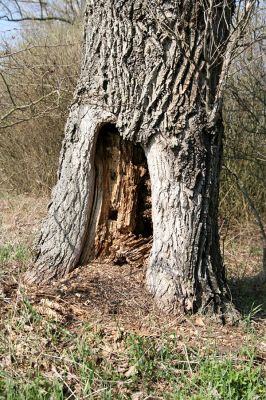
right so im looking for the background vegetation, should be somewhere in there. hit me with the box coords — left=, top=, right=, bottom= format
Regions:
left=222, top=19, right=266, bottom=222
left=0, top=18, right=82, bottom=193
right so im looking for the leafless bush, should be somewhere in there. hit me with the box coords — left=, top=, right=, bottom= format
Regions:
left=220, top=8, right=266, bottom=223
left=0, top=19, right=82, bottom=193
left=0, top=0, right=85, bottom=24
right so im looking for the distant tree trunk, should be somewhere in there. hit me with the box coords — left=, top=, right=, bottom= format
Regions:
left=26, top=0, right=238, bottom=318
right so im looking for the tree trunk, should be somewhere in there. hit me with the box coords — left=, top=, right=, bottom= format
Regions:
left=146, top=121, right=229, bottom=314
left=26, top=0, right=236, bottom=318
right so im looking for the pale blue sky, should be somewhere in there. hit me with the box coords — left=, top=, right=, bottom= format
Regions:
left=0, top=19, right=25, bottom=47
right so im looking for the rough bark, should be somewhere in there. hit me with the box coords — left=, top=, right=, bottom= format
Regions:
left=146, top=120, right=230, bottom=314
left=26, top=0, right=236, bottom=318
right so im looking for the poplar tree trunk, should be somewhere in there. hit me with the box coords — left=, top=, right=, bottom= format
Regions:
left=26, top=0, right=237, bottom=318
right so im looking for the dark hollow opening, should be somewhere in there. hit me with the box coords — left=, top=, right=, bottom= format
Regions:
left=132, top=145, right=153, bottom=238
left=93, top=123, right=153, bottom=257
left=109, top=208, right=118, bottom=221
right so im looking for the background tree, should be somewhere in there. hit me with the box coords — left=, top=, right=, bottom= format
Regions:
left=221, top=9, right=266, bottom=273
left=0, top=1, right=83, bottom=192
left=0, top=0, right=85, bottom=24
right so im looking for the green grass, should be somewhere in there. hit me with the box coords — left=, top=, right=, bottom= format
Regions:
left=0, top=296, right=265, bottom=399
left=170, top=355, right=265, bottom=400
left=0, top=374, right=64, bottom=400
left=0, top=243, right=30, bottom=264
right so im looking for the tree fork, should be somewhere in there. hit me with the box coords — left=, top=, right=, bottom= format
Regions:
left=25, top=0, right=242, bottom=319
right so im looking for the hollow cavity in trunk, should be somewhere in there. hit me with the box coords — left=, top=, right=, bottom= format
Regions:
left=80, top=124, right=152, bottom=265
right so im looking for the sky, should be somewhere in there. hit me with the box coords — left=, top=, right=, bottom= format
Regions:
left=0, top=0, right=32, bottom=43
left=0, top=20, right=20, bottom=39
left=0, top=20, right=23, bottom=47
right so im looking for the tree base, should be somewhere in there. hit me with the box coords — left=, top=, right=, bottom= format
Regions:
left=146, top=264, right=239, bottom=324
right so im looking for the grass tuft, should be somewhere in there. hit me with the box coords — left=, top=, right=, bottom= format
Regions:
left=0, top=243, right=30, bottom=264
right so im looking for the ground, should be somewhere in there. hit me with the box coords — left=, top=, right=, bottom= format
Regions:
left=0, top=192, right=265, bottom=399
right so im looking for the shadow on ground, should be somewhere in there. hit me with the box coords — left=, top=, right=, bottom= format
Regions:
left=229, top=273, right=266, bottom=319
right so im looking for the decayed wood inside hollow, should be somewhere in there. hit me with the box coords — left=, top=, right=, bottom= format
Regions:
left=91, top=124, right=152, bottom=264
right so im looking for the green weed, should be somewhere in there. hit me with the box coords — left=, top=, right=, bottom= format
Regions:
left=0, top=373, right=64, bottom=400
left=0, top=243, right=30, bottom=264
left=243, top=303, right=263, bottom=331
left=170, top=352, right=266, bottom=400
